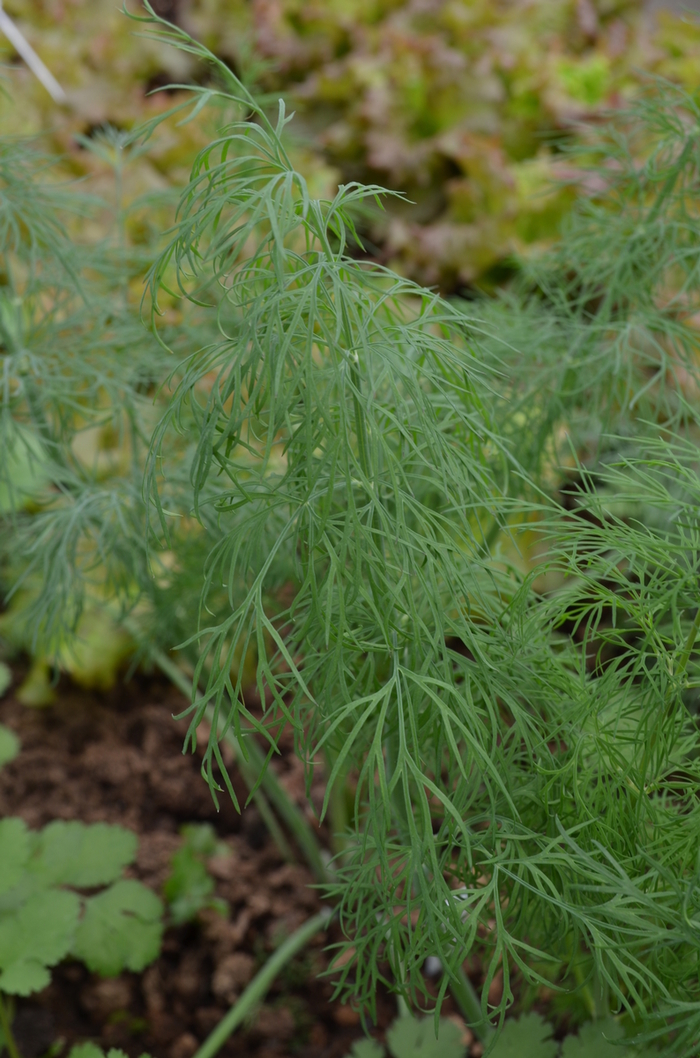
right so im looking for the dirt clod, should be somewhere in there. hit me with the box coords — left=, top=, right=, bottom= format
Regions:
left=212, top=952, right=255, bottom=1002
left=169, top=1031, right=199, bottom=1058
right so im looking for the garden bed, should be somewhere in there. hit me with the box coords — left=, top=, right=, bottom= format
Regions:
left=0, top=671, right=475, bottom=1058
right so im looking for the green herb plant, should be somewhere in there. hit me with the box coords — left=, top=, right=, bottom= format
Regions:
left=66, top=1046, right=151, bottom=1058
left=350, top=1012, right=658, bottom=1058
left=0, top=730, right=161, bottom=1058
left=135, top=13, right=700, bottom=1051
left=163, top=822, right=229, bottom=925
left=0, top=819, right=163, bottom=1058
left=0, top=103, right=330, bottom=1058
left=5, top=5, right=700, bottom=1058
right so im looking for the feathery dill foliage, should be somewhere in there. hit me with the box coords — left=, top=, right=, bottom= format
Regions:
left=130, top=6, right=700, bottom=1049
left=4, top=1, right=700, bottom=1049
left=0, top=125, right=214, bottom=657
left=0, top=131, right=145, bottom=641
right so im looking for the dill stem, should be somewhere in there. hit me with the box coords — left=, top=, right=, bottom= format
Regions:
left=646, top=137, right=694, bottom=226
left=233, top=727, right=329, bottom=883
left=626, top=605, right=700, bottom=806
left=676, top=606, right=700, bottom=682
left=396, top=994, right=411, bottom=1017
left=0, top=992, right=21, bottom=1058
left=450, top=966, right=496, bottom=1044
left=191, top=909, right=332, bottom=1058
left=146, top=646, right=291, bottom=860
left=146, top=643, right=328, bottom=881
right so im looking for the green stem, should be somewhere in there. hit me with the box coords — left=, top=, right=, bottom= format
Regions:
left=592, top=960, right=609, bottom=1021
left=148, top=645, right=328, bottom=882
left=152, top=647, right=294, bottom=862
left=572, top=959, right=596, bottom=1020
left=676, top=605, right=700, bottom=682
left=225, top=745, right=296, bottom=863
left=646, top=137, right=694, bottom=226
left=325, top=749, right=352, bottom=859
left=0, top=992, right=21, bottom=1058
left=450, top=966, right=495, bottom=1045
left=191, top=909, right=332, bottom=1058
left=236, top=729, right=329, bottom=883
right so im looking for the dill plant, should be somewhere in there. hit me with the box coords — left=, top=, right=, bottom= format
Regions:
left=3, top=5, right=700, bottom=1054
left=135, top=16, right=700, bottom=1046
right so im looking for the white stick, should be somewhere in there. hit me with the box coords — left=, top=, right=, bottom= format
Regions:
left=0, top=2, right=66, bottom=103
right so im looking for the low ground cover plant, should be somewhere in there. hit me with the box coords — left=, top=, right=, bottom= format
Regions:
left=0, top=731, right=163, bottom=1057
left=348, top=1012, right=657, bottom=1058
left=0, top=705, right=164, bottom=1058
left=5, top=5, right=700, bottom=1057
left=163, top=822, right=230, bottom=925
left=0, top=818, right=164, bottom=996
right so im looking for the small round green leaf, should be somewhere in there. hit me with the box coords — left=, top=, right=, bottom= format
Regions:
left=68, top=1047, right=153, bottom=1058
left=489, top=1014, right=558, bottom=1058
left=0, top=958, right=50, bottom=996
left=32, top=821, right=137, bottom=888
left=386, top=1017, right=465, bottom=1058
left=163, top=836, right=217, bottom=925
left=0, top=888, right=80, bottom=972
left=68, top=1045, right=106, bottom=1058
left=560, top=1019, right=626, bottom=1058
left=72, top=879, right=164, bottom=976
left=349, top=1040, right=386, bottom=1058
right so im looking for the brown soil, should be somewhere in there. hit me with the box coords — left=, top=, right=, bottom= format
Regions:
left=0, top=671, right=476, bottom=1058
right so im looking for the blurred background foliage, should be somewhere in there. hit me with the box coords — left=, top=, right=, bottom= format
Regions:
left=3, top=0, right=700, bottom=293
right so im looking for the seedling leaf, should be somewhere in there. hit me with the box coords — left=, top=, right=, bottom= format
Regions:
left=180, top=822, right=222, bottom=856
left=73, top=879, right=164, bottom=975
left=163, top=823, right=227, bottom=924
left=386, top=1016, right=465, bottom=1058
left=67, top=1046, right=106, bottom=1058
left=31, top=821, right=137, bottom=887
left=0, top=817, right=29, bottom=895
left=0, top=889, right=80, bottom=993
left=489, top=1013, right=558, bottom=1058
left=0, top=958, right=50, bottom=996
left=560, top=1019, right=625, bottom=1058
left=68, top=1047, right=153, bottom=1058
left=348, top=1040, right=386, bottom=1058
